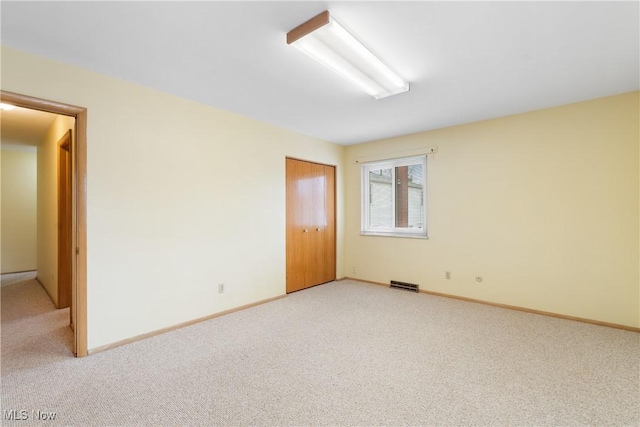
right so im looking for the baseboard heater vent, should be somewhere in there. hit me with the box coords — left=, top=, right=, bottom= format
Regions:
left=390, top=280, right=419, bottom=293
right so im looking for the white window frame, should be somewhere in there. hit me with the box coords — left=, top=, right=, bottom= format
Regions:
left=361, top=155, right=428, bottom=238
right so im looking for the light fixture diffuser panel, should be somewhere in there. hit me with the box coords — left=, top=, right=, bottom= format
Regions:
left=288, top=11, right=409, bottom=99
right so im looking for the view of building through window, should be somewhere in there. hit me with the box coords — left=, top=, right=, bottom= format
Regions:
left=362, top=155, right=426, bottom=237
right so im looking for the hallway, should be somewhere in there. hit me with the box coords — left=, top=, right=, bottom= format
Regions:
left=1, top=274, right=74, bottom=367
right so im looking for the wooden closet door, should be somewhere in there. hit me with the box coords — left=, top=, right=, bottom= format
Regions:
left=286, top=158, right=336, bottom=293
left=321, top=164, right=336, bottom=284
left=286, top=158, right=309, bottom=293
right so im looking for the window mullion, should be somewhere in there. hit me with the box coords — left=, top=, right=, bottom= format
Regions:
left=390, top=166, right=396, bottom=231
left=364, top=169, right=369, bottom=230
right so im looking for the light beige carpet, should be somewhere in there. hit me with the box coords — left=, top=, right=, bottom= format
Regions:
left=1, top=278, right=639, bottom=426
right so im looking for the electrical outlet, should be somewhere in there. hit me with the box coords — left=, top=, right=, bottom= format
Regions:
left=445, top=271, right=451, bottom=280
left=218, top=283, right=225, bottom=294
left=352, top=266, right=357, bottom=275
left=475, top=276, right=483, bottom=283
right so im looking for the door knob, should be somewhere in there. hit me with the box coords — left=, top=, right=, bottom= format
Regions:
left=316, top=228, right=320, bottom=231
left=303, top=229, right=308, bottom=233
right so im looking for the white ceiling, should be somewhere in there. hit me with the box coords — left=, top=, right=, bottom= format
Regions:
left=1, top=1, right=638, bottom=145
left=0, top=106, right=58, bottom=147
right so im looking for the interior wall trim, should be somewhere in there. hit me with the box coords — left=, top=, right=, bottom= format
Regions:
left=1, top=269, right=37, bottom=275
left=88, top=294, right=287, bottom=355
left=344, top=277, right=640, bottom=333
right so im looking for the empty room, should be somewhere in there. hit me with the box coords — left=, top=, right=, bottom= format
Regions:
left=1, top=1, right=638, bottom=426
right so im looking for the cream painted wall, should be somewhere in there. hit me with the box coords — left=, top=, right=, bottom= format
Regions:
left=345, top=92, right=639, bottom=328
left=1, top=146, right=37, bottom=273
left=36, top=115, right=75, bottom=306
left=1, top=46, right=345, bottom=349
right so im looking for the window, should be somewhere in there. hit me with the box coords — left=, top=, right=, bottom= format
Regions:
left=361, top=155, right=427, bottom=238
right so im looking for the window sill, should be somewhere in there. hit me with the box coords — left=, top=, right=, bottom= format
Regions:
left=360, top=231, right=429, bottom=239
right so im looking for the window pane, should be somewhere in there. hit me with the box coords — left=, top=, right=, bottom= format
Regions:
left=368, top=168, right=393, bottom=228
left=395, top=164, right=423, bottom=229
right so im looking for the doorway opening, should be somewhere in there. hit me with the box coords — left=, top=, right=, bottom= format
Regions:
left=1, top=90, right=88, bottom=357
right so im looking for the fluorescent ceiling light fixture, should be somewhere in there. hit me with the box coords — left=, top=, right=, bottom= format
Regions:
left=0, top=103, right=16, bottom=111
left=287, top=10, right=409, bottom=99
